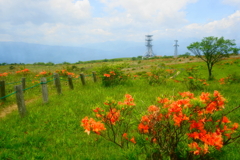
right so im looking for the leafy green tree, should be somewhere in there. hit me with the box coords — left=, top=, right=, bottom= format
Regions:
left=232, top=47, right=240, bottom=55
left=187, top=36, right=238, bottom=80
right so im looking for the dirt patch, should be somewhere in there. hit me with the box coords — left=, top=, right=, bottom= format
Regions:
left=0, top=99, right=37, bottom=118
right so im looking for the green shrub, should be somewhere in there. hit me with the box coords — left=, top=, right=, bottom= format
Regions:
left=97, top=64, right=129, bottom=87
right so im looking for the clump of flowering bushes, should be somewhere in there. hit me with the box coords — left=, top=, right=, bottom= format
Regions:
left=81, top=91, right=240, bottom=159
left=146, top=66, right=175, bottom=85
left=98, top=64, right=129, bottom=87
left=179, top=67, right=209, bottom=91
left=219, top=72, right=240, bottom=85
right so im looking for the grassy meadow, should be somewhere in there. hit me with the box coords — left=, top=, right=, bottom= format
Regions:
left=0, top=55, right=240, bottom=159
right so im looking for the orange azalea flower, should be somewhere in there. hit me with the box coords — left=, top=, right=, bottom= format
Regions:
left=81, top=116, right=106, bottom=135
left=187, top=132, right=199, bottom=139
left=109, top=71, right=116, bottom=75
left=179, top=91, right=194, bottom=99
left=106, top=108, right=120, bottom=125
left=123, top=133, right=128, bottom=139
left=200, top=92, right=210, bottom=103
left=219, top=78, right=225, bottom=84
left=104, top=74, right=111, bottom=77
left=93, top=107, right=101, bottom=113
left=168, top=101, right=182, bottom=113
left=173, top=113, right=189, bottom=126
left=148, top=105, right=159, bottom=112
left=188, top=142, right=199, bottom=149
left=232, top=123, right=239, bottom=130
left=130, top=137, right=136, bottom=144
left=118, top=94, right=135, bottom=106
left=188, top=76, right=194, bottom=79
left=138, top=123, right=149, bottom=133
left=40, top=71, right=47, bottom=75
left=157, top=97, right=170, bottom=104
left=222, top=116, right=231, bottom=123
left=0, top=72, right=8, bottom=77
left=152, top=138, right=157, bottom=143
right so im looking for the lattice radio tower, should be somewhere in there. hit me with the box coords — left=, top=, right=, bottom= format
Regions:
left=144, top=35, right=155, bottom=58
left=173, top=40, right=179, bottom=57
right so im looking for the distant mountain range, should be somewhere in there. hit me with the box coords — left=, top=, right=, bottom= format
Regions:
left=0, top=38, right=198, bottom=64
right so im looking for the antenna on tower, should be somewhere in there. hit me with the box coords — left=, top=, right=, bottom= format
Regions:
left=173, top=40, right=179, bottom=57
left=144, top=35, right=155, bottom=58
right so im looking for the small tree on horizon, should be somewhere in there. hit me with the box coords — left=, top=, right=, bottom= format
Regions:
left=187, top=36, right=238, bottom=80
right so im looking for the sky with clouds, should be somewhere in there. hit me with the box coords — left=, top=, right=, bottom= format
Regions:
left=0, top=0, right=240, bottom=47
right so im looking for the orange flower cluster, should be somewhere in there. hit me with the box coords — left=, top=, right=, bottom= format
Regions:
left=138, top=91, right=239, bottom=155
left=103, top=71, right=116, bottom=78
left=81, top=94, right=137, bottom=149
left=118, top=94, right=135, bottom=106
left=122, top=133, right=136, bottom=144
left=35, top=71, right=52, bottom=77
left=55, top=69, right=75, bottom=77
left=219, top=78, right=226, bottom=84
left=104, top=73, right=110, bottom=77
left=81, top=116, right=106, bottom=135
left=0, top=72, right=8, bottom=77
left=16, top=68, right=30, bottom=74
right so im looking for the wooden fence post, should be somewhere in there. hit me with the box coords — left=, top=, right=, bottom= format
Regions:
left=15, top=85, right=27, bottom=118
left=41, top=77, right=48, bottom=103
left=22, top=77, right=26, bottom=92
left=80, top=73, right=86, bottom=85
left=92, top=71, right=97, bottom=82
left=54, top=73, right=62, bottom=94
left=68, top=75, right=74, bottom=90
left=0, top=81, right=6, bottom=101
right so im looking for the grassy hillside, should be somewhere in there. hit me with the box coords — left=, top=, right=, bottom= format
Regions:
left=1, top=55, right=240, bottom=159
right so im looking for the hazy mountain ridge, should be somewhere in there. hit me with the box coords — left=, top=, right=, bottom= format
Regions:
left=0, top=39, right=197, bottom=63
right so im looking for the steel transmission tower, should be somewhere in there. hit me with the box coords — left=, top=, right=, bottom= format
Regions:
left=144, top=35, right=155, bottom=58
left=173, top=40, right=179, bottom=57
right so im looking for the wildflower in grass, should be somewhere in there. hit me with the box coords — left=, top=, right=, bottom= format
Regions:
left=138, top=123, right=149, bottom=133
left=219, top=78, right=226, bottom=84
left=109, top=71, right=116, bottom=75
left=130, top=137, right=136, bottom=144
left=148, top=105, right=159, bottom=112
left=179, top=91, right=194, bottom=99
left=67, top=72, right=75, bottom=76
left=40, top=71, right=47, bottom=75
left=157, top=97, right=170, bottom=104
left=188, top=76, right=194, bottom=79
left=123, top=133, right=128, bottom=140
left=104, top=73, right=111, bottom=77
left=118, top=94, right=135, bottom=106
left=0, top=72, right=8, bottom=77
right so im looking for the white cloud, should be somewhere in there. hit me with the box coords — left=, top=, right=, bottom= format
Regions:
left=0, top=0, right=91, bottom=25
left=176, top=10, right=240, bottom=43
left=0, top=0, right=239, bottom=46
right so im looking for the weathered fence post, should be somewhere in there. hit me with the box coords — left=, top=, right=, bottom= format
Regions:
left=41, top=77, right=48, bottom=103
left=80, top=73, right=86, bottom=85
left=92, top=71, right=97, bottom=82
left=22, top=77, right=26, bottom=92
left=15, top=85, right=27, bottom=117
left=68, top=75, right=74, bottom=90
left=54, top=73, right=62, bottom=94
left=0, top=81, right=6, bottom=101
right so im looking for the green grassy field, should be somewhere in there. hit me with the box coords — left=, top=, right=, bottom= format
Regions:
left=0, top=56, right=240, bottom=159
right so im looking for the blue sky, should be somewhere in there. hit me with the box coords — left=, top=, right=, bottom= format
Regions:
left=0, top=0, right=240, bottom=47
